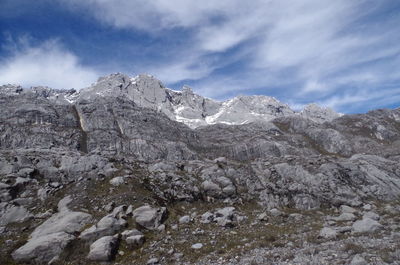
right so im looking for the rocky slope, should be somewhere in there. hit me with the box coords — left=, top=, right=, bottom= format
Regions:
left=0, top=74, right=399, bottom=265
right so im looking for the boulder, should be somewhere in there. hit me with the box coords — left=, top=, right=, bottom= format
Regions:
left=12, top=232, right=75, bottom=263
left=109, top=176, right=125, bottom=186
left=80, top=214, right=125, bottom=242
left=31, top=211, right=92, bottom=238
left=12, top=196, right=92, bottom=263
left=363, top=211, right=380, bottom=221
left=87, top=235, right=119, bottom=262
left=126, top=235, right=145, bottom=248
left=121, top=229, right=143, bottom=240
left=334, top=213, right=357, bottom=222
left=350, top=254, right=367, bottom=265
left=200, top=211, right=214, bottom=224
left=215, top=207, right=235, bottom=227
left=201, top=180, right=221, bottom=196
left=191, top=243, right=203, bottom=249
left=132, top=205, right=167, bottom=230
left=340, top=205, right=357, bottom=214
left=352, top=217, right=382, bottom=233
left=319, top=227, right=337, bottom=239
left=0, top=205, right=33, bottom=226
left=179, top=215, right=191, bottom=224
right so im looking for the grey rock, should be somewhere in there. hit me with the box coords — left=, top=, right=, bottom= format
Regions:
left=191, top=243, right=203, bottom=249
left=126, top=235, right=145, bottom=248
left=12, top=197, right=92, bottom=263
left=319, top=227, right=337, bottom=239
left=80, top=214, right=124, bottom=242
left=201, top=180, right=221, bottom=196
left=256, top=212, right=268, bottom=222
left=300, top=103, right=341, bottom=123
left=334, top=213, right=357, bottom=222
left=352, top=217, right=383, bottom=233
left=109, top=176, right=125, bottom=186
left=200, top=211, right=214, bottom=224
left=12, top=232, right=75, bottom=263
left=121, top=229, right=143, bottom=240
left=340, top=205, right=357, bottom=214
left=215, top=207, right=236, bottom=227
left=132, top=205, right=167, bottom=230
left=269, top=208, right=282, bottom=217
left=147, top=257, right=159, bottom=264
left=87, top=235, right=119, bottom=262
left=350, top=254, right=367, bottom=265
left=0, top=205, right=33, bottom=226
left=363, top=211, right=380, bottom=220
left=179, top=215, right=191, bottom=224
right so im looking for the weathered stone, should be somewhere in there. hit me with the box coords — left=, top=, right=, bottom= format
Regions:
left=191, top=243, right=203, bottom=249
left=12, top=232, right=75, bottom=263
left=109, top=176, right=125, bottom=186
left=121, top=229, right=143, bottom=240
left=80, top=214, right=124, bottom=242
left=132, top=205, right=167, bottom=230
left=352, top=217, right=382, bottom=233
left=12, top=196, right=92, bottom=263
left=0, top=205, right=33, bottom=226
left=319, top=227, right=337, bottom=239
left=126, top=235, right=145, bottom=248
left=87, top=236, right=119, bottom=262
left=179, top=215, right=191, bottom=224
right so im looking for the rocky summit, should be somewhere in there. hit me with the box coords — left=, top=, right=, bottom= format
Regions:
left=1, top=73, right=400, bottom=265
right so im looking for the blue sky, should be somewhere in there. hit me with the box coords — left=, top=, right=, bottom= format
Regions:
left=1, top=0, right=399, bottom=113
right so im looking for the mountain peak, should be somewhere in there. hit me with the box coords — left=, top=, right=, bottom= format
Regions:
left=0, top=73, right=342, bottom=128
left=300, top=103, right=341, bottom=123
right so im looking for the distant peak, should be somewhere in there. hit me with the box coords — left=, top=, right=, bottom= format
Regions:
left=182, top=85, right=194, bottom=94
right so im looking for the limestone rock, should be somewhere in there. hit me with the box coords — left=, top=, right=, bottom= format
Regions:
left=80, top=214, right=124, bottom=242
left=126, top=235, right=145, bottom=248
left=352, top=217, right=383, bottom=233
left=179, top=215, right=191, bottom=224
left=12, top=232, right=75, bottom=263
left=0, top=205, right=33, bottom=226
left=319, top=227, right=337, bottom=239
left=132, top=205, right=167, bottom=230
left=87, top=235, right=119, bottom=262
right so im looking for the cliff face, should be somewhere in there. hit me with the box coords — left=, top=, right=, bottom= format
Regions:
left=1, top=75, right=400, bottom=265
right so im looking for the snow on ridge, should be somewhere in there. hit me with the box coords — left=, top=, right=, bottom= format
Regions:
left=0, top=73, right=341, bottom=128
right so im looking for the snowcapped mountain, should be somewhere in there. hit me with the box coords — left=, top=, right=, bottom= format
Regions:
left=1, top=73, right=341, bottom=128
left=75, top=73, right=341, bottom=128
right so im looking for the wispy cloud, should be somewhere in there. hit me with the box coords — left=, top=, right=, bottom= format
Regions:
left=2, top=0, right=399, bottom=112
left=0, top=37, right=99, bottom=89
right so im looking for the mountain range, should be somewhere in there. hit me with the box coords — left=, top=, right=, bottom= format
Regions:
left=1, top=73, right=400, bottom=265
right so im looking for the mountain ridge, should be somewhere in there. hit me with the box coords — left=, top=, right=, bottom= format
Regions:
left=1, top=73, right=341, bottom=128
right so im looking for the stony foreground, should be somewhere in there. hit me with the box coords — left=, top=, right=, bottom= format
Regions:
left=1, top=151, right=399, bottom=265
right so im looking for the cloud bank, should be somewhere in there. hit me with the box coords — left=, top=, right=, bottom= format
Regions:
left=1, top=0, right=399, bottom=113
left=60, top=0, right=400, bottom=111
left=0, top=37, right=99, bottom=89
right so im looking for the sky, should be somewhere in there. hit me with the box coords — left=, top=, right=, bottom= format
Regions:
left=0, top=0, right=399, bottom=113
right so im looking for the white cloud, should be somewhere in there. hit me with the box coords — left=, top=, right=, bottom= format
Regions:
left=147, top=59, right=215, bottom=84
left=55, top=0, right=400, bottom=112
left=319, top=88, right=400, bottom=112
left=0, top=38, right=99, bottom=89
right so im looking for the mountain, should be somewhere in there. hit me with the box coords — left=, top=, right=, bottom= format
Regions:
left=30, top=73, right=337, bottom=128
left=1, top=74, right=400, bottom=265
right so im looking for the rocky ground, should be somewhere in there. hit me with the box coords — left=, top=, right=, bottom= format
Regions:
left=1, top=75, right=400, bottom=264
left=1, top=151, right=399, bottom=265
